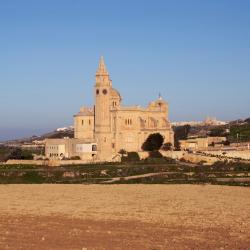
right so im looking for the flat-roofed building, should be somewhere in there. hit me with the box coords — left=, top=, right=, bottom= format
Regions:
left=179, top=137, right=226, bottom=151
left=45, top=138, right=97, bottom=160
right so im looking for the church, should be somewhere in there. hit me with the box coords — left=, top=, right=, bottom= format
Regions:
left=45, top=57, right=174, bottom=161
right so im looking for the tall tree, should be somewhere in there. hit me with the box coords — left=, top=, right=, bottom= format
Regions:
left=142, top=133, right=164, bottom=151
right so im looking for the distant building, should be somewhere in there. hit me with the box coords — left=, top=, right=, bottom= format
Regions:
left=45, top=57, right=174, bottom=160
left=203, top=117, right=227, bottom=126
left=171, top=121, right=202, bottom=126
left=179, top=137, right=227, bottom=151
left=172, top=117, right=227, bottom=127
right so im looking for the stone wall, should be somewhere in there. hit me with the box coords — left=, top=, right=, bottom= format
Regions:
left=6, top=159, right=98, bottom=167
left=204, top=150, right=250, bottom=160
left=6, top=160, right=46, bottom=165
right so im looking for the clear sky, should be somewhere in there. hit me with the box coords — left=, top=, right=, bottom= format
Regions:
left=0, top=0, right=250, bottom=141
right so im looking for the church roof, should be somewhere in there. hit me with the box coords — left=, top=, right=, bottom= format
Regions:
left=74, top=107, right=94, bottom=117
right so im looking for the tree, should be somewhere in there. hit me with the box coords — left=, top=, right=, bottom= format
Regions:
left=9, top=148, right=33, bottom=160
left=142, top=133, right=164, bottom=151
left=118, top=149, right=127, bottom=157
left=223, top=140, right=230, bottom=146
left=209, top=127, right=225, bottom=137
left=21, top=150, right=34, bottom=160
left=244, top=117, right=250, bottom=123
left=9, top=148, right=22, bottom=159
left=174, top=125, right=191, bottom=149
left=0, top=146, right=12, bottom=162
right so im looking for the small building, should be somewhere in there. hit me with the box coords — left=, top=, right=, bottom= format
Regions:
left=45, top=138, right=97, bottom=160
left=179, top=137, right=226, bottom=151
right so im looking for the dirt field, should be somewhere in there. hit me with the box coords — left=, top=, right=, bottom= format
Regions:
left=0, top=185, right=249, bottom=249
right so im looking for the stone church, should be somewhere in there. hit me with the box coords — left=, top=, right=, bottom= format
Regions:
left=45, top=57, right=174, bottom=161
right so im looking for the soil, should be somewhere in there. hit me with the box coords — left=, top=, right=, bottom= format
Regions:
left=0, top=184, right=249, bottom=249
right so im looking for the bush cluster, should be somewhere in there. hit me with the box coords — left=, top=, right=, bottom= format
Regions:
left=121, top=152, right=140, bottom=163
left=9, top=148, right=33, bottom=160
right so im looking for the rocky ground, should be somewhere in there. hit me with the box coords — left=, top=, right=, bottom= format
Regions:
left=0, top=185, right=249, bottom=249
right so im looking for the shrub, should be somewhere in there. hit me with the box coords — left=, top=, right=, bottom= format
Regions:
left=209, top=127, right=226, bottom=137
left=118, top=149, right=127, bottom=156
left=163, top=157, right=176, bottom=164
left=142, top=133, right=164, bottom=151
left=179, top=157, right=187, bottom=162
left=9, top=148, right=33, bottom=160
left=145, top=157, right=167, bottom=164
left=62, top=157, right=70, bottom=160
left=121, top=152, right=140, bottom=163
left=70, top=156, right=81, bottom=160
left=148, top=150, right=163, bottom=158
left=21, top=150, right=34, bottom=160
left=223, top=140, right=230, bottom=146
left=23, top=172, right=44, bottom=183
left=174, top=125, right=191, bottom=149
left=127, top=152, right=140, bottom=162
left=162, top=142, right=172, bottom=151
left=199, top=160, right=207, bottom=165
left=0, top=146, right=12, bottom=162
left=121, top=156, right=127, bottom=163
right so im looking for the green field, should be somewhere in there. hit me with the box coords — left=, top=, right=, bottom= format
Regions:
left=0, top=161, right=249, bottom=186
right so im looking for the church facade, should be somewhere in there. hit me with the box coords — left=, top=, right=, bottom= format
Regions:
left=45, top=57, right=174, bottom=161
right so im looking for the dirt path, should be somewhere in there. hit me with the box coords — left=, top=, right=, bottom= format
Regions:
left=101, top=171, right=173, bottom=183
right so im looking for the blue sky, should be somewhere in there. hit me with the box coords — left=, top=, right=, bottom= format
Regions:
left=0, top=0, right=250, bottom=141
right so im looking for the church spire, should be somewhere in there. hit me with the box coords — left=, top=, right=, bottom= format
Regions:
left=96, top=56, right=109, bottom=76
left=95, top=56, right=111, bottom=86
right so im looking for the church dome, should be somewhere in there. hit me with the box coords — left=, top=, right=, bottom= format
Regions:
left=110, top=88, right=122, bottom=101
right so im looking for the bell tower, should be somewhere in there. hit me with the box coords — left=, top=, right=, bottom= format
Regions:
left=94, top=56, right=112, bottom=160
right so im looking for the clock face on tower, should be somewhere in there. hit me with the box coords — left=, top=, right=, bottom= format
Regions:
left=102, top=89, right=107, bottom=95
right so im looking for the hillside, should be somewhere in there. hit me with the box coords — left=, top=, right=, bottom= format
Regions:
left=1, top=127, right=74, bottom=145
left=2, top=117, right=249, bottom=147
left=173, top=117, right=250, bottom=146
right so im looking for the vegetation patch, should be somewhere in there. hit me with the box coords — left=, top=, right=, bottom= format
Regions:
left=0, top=161, right=249, bottom=185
